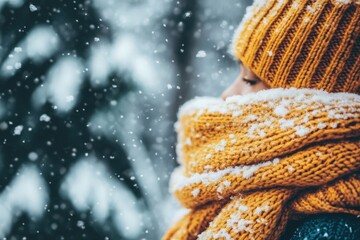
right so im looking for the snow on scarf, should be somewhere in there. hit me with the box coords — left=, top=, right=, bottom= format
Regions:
left=163, top=88, right=360, bottom=240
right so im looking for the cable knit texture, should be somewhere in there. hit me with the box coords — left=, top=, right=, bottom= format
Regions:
left=231, top=0, right=360, bottom=94
left=163, top=88, right=360, bottom=240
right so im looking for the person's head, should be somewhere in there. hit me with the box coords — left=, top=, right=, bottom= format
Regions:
left=223, top=0, right=360, bottom=99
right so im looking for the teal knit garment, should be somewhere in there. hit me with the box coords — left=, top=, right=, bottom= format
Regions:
left=282, top=214, right=360, bottom=240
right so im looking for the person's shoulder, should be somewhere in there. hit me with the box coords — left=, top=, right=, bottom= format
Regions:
left=282, top=213, right=360, bottom=240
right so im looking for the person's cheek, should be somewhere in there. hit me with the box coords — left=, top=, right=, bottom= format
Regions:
left=256, top=82, right=270, bottom=92
left=221, top=78, right=242, bottom=99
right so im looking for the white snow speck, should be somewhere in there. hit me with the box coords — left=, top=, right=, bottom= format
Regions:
left=14, top=47, right=22, bottom=53
left=274, top=105, right=288, bottom=117
left=77, top=220, right=85, bottom=229
left=306, top=5, right=316, bottom=13
left=237, top=204, right=249, bottom=212
left=39, top=114, right=51, bottom=122
left=215, top=139, right=227, bottom=152
left=14, top=125, right=24, bottom=135
left=167, top=84, right=173, bottom=89
left=288, top=165, right=295, bottom=172
left=317, top=123, right=327, bottom=129
left=254, top=204, right=270, bottom=215
left=184, top=11, right=192, bottom=17
left=94, top=37, right=100, bottom=42
left=235, top=219, right=254, bottom=233
left=258, top=130, right=266, bottom=138
left=14, top=62, right=22, bottom=69
left=223, top=180, right=231, bottom=187
left=29, top=4, right=38, bottom=12
left=28, top=152, right=39, bottom=161
left=294, top=126, right=309, bottom=137
left=191, top=188, right=200, bottom=197
left=267, top=50, right=273, bottom=56
left=279, top=119, right=295, bottom=129
left=303, top=17, right=311, bottom=23
left=196, top=50, right=207, bottom=58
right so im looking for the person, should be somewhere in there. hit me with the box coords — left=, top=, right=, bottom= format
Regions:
left=163, top=0, right=360, bottom=239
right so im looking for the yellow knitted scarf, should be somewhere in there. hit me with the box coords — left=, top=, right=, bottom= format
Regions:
left=163, top=88, right=360, bottom=240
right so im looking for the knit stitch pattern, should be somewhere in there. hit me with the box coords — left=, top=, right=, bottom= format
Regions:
left=231, top=0, right=360, bottom=94
left=163, top=88, right=360, bottom=240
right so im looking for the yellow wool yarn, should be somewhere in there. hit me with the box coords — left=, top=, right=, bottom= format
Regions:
left=232, top=0, right=360, bottom=94
left=163, top=89, right=360, bottom=240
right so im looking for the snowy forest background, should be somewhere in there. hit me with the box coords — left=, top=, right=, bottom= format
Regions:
left=0, top=0, right=252, bottom=239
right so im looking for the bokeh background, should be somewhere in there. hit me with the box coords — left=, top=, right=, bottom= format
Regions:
left=0, top=0, right=252, bottom=239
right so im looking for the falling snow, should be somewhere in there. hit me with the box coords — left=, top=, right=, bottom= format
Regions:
left=29, top=4, right=38, bottom=12
left=13, top=125, right=24, bottom=135
left=39, top=114, right=51, bottom=122
left=196, top=50, right=207, bottom=58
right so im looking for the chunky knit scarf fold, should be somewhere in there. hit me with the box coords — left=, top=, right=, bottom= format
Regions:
left=163, top=88, right=360, bottom=240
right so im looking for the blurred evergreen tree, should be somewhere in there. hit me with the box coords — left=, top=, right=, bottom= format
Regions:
left=0, top=0, right=252, bottom=238
left=0, top=0, right=145, bottom=239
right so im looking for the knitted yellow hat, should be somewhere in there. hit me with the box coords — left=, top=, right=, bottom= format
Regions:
left=232, top=0, right=360, bottom=94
